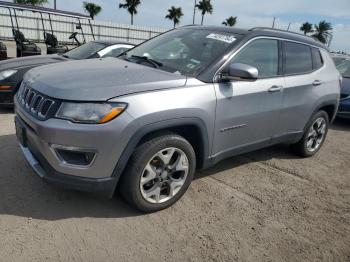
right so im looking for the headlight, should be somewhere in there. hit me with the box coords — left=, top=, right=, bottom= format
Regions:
left=0, top=70, right=17, bottom=80
left=55, top=102, right=127, bottom=124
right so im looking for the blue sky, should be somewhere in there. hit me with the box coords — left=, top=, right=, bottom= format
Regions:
left=7, top=0, right=350, bottom=52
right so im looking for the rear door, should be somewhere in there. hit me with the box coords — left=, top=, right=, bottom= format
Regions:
left=279, top=41, right=324, bottom=135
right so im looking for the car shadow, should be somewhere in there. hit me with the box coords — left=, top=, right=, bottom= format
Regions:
left=0, top=132, right=301, bottom=220
left=195, top=144, right=298, bottom=180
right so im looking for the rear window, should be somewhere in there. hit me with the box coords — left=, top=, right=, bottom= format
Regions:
left=312, top=48, right=323, bottom=70
left=283, top=42, right=313, bottom=75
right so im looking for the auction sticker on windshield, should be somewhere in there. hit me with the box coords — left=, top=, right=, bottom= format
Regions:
left=206, top=33, right=236, bottom=43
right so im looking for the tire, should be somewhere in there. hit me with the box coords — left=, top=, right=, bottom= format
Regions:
left=291, top=110, right=329, bottom=157
left=118, top=133, right=196, bottom=212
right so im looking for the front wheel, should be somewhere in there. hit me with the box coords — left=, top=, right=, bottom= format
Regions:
left=291, top=110, right=329, bottom=157
left=119, top=133, right=196, bottom=212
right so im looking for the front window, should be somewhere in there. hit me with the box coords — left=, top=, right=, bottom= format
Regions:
left=336, top=59, right=350, bottom=78
left=124, top=28, right=241, bottom=77
left=64, top=41, right=107, bottom=60
left=230, top=39, right=279, bottom=78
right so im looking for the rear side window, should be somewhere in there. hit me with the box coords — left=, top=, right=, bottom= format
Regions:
left=283, top=42, right=313, bottom=75
left=311, top=48, right=323, bottom=70
left=231, top=39, right=279, bottom=78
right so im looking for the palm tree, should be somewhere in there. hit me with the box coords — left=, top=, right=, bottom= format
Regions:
left=165, top=6, right=184, bottom=29
left=222, top=16, right=237, bottom=27
left=119, top=0, right=141, bottom=25
left=83, top=2, right=102, bottom=20
left=13, top=0, right=48, bottom=6
left=195, top=0, right=213, bottom=26
left=312, top=21, right=333, bottom=44
left=300, top=22, right=313, bottom=35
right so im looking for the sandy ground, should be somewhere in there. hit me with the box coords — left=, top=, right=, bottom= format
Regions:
left=0, top=108, right=349, bottom=262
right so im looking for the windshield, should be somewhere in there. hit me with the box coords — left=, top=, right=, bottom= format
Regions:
left=335, top=58, right=350, bottom=78
left=124, top=28, right=240, bottom=77
left=64, top=41, right=108, bottom=59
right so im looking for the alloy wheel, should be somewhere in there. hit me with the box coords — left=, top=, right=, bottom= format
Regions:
left=305, top=117, right=327, bottom=152
left=139, top=147, right=189, bottom=204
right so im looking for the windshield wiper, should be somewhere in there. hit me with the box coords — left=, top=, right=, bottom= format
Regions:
left=130, top=55, right=163, bottom=68
left=62, top=54, right=70, bottom=59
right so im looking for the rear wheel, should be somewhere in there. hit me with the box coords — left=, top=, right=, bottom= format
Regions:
left=291, top=110, right=329, bottom=157
left=119, top=133, right=196, bottom=212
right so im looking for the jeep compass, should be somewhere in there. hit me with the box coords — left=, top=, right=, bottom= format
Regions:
left=15, top=26, right=340, bottom=212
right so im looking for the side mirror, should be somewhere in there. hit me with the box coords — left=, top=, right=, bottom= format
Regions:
left=76, top=25, right=82, bottom=30
left=221, top=63, right=258, bottom=81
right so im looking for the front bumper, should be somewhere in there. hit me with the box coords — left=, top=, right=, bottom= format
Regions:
left=19, top=142, right=118, bottom=197
left=0, top=89, right=15, bottom=106
left=14, top=96, right=136, bottom=197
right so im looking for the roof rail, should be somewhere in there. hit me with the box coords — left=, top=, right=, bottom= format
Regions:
left=249, top=27, right=317, bottom=40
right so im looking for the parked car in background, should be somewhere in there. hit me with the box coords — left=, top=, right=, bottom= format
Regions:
left=333, top=56, right=350, bottom=119
left=0, top=40, right=134, bottom=106
left=15, top=26, right=340, bottom=212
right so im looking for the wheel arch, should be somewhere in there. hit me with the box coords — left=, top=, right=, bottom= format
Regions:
left=111, top=117, right=211, bottom=187
left=314, top=100, right=338, bottom=123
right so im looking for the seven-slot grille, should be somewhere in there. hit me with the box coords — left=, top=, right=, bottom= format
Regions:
left=17, top=82, right=57, bottom=120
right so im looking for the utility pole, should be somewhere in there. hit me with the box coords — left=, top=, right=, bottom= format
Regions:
left=272, top=17, right=275, bottom=28
left=54, top=0, right=57, bottom=10
left=287, top=22, right=291, bottom=31
left=193, top=0, right=197, bottom=24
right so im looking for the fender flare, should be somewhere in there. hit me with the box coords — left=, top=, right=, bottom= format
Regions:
left=111, top=117, right=211, bottom=184
left=312, top=99, right=339, bottom=124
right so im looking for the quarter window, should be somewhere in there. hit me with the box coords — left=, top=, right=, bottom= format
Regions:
left=283, top=42, right=313, bottom=74
left=231, top=39, right=279, bottom=78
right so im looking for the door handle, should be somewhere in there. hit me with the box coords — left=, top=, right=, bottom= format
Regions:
left=312, top=80, right=322, bottom=86
left=268, top=85, right=283, bottom=92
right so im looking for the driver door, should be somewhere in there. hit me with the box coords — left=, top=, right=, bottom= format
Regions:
left=212, top=38, right=284, bottom=157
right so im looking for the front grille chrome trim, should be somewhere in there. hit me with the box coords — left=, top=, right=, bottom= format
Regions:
left=16, top=82, right=57, bottom=120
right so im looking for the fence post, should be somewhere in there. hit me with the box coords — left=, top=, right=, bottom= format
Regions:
left=98, top=24, right=101, bottom=40
left=127, top=26, right=130, bottom=42
left=36, top=18, right=40, bottom=41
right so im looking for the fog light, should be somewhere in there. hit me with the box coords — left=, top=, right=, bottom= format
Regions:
left=51, top=144, right=97, bottom=167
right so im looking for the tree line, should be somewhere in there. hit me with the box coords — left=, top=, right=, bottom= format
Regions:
left=13, top=0, right=333, bottom=45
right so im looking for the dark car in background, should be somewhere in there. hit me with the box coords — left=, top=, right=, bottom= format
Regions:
left=333, top=56, right=350, bottom=119
left=0, top=40, right=134, bottom=106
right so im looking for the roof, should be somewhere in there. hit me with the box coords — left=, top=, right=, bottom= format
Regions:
left=181, top=25, right=327, bottom=50
left=0, top=0, right=90, bottom=19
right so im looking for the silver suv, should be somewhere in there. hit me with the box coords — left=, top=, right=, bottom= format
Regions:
left=15, top=26, right=340, bottom=212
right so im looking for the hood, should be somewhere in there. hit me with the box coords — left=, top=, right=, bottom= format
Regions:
left=0, top=54, right=68, bottom=71
left=341, top=77, right=350, bottom=95
left=24, top=58, right=187, bottom=101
